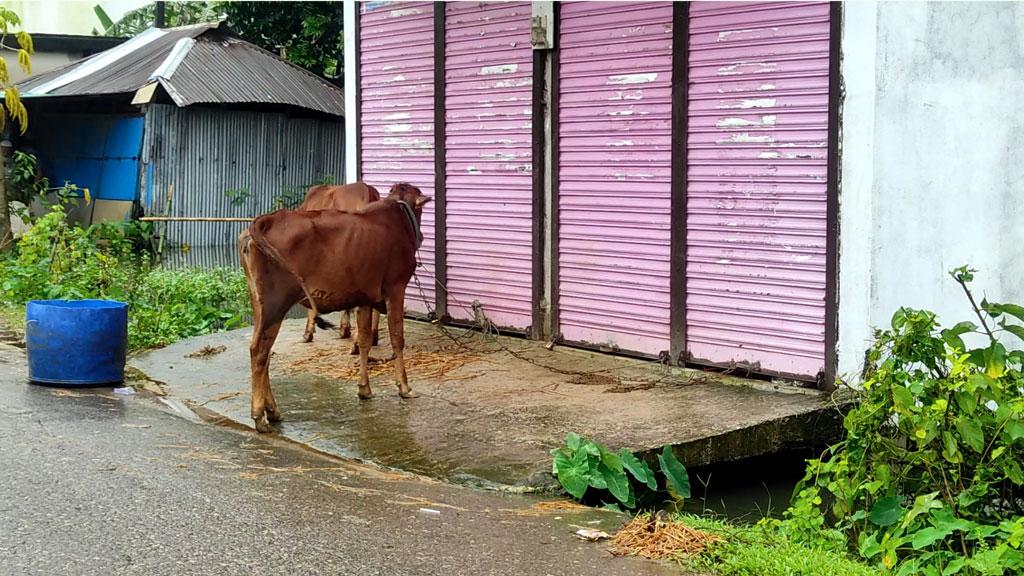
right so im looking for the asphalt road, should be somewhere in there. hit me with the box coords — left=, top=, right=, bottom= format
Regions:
left=0, top=344, right=680, bottom=576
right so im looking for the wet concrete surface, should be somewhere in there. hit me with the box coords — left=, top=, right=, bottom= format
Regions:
left=0, top=343, right=685, bottom=576
left=132, top=317, right=845, bottom=491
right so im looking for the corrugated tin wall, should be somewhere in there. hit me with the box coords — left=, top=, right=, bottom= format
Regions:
left=359, top=1, right=437, bottom=316
left=444, top=1, right=534, bottom=330
left=557, top=2, right=674, bottom=355
left=685, top=1, right=831, bottom=378
left=144, top=104, right=345, bottom=269
left=32, top=113, right=144, bottom=203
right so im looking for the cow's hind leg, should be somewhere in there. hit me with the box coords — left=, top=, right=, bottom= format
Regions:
left=355, top=306, right=374, bottom=399
left=340, top=309, right=352, bottom=339
left=387, top=291, right=416, bottom=399
left=371, top=308, right=380, bottom=346
left=302, top=308, right=316, bottom=343
left=247, top=287, right=291, bottom=432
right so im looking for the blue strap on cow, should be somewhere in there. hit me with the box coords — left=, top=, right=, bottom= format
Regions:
left=397, top=200, right=422, bottom=249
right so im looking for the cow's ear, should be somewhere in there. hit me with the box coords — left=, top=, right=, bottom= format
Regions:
left=415, top=196, right=432, bottom=207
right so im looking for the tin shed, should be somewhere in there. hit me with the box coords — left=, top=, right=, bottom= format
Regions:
left=17, top=22, right=346, bottom=268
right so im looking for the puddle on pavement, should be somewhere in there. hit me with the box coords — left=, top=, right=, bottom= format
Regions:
left=269, top=373, right=544, bottom=489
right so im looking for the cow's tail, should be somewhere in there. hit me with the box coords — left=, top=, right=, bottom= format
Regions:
left=314, top=315, right=336, bottom=330
left=248, top=217, right=321, bottom=319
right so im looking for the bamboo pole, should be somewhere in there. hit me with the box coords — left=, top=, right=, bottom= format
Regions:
left=140, top=216, right=255, bottom=222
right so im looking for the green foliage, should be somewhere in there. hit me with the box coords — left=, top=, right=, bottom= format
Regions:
left=92, top=2, right=221, bottom=36
left=276, top=174, right=335, bottom=210
left=681, top=514, right=883, bottom=576
left=0, top=203, right=248, bottom=350
left=10, top=151, right=49, bottom=205
left=771, top=267, right=1024, bottom=575
left=550, top=433, right=690, bottom=510
left=0, top=6, right=31, bottom=134
left=216, top=1, right=344, bottom=79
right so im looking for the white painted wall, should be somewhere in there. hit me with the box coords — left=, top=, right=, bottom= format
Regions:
left=343, top=0, right=358, bottom=183
left=837, top=1, right=1024, bottom=381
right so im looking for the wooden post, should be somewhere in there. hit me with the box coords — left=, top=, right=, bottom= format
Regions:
left=0, top=134, right=13, bottom=250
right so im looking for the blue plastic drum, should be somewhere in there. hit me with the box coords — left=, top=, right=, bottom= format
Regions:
left=25, top=300, right=128, bottom=386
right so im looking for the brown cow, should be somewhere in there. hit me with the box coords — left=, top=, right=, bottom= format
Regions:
left=238, top=183, right=431, bottom=433
left=297, top=182, right=381, bottom=345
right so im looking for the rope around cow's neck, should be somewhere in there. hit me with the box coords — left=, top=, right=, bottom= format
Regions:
left=397, top=200, right=423, bottom=249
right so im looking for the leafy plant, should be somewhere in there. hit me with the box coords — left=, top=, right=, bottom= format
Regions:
left=551, top=432, right=690, bottom=509
left=0, top=202, right=248, bottom=350
left=0, top=6, right=32, bottom=247
left=771, top=267, right=1024, bottom=575
left=275, top=174, right=335, bottom=210
left=224, top=187, right=253, bottom=208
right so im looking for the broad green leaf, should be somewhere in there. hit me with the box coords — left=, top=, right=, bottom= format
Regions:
left=1001, top=322, right=1024, bottom=343
left=600, top=463, right=630, bottom=504
left=1005, top=421, right=1024, bottom=441
left=998, top=303, right=1024, bottom=322
left=893, top=385, right=915, bottom=412
left=599, top=447, right=624, bottom=472
left=955, top=390, right=978, bottom=414
left=565, top=432, right=582, bottom=453
left=941, top=321, right=978, bottom=350
left=942, top=432, right=962, bottom=464
left=955, top=417, right=985, bottom=453
left=658, top=446, right=691, bottom=499
left=858, top=532, right=882, bottom=559
left=619, top=448, right=657, bottom=490
left=911, top=526, right=954, bottom=549
left=986, top=343, right=1006, bottom=378
left=869, top=495, right=904, bottom=527
left=552, top=451, right=588, bottom=499
left=942, top=558, right=966, bottom=576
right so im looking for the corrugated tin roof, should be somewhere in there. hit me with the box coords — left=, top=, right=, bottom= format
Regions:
left=17, top=23, right=343, bottom=117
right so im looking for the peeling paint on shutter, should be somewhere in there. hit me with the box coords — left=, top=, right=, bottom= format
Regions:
left=360, top=1, right=436, bottom=315
left=444, top=2, right=534, bottom=330
left=685, top=1, right=831, bottom=378
left=557, top=2, right=674, bottom=355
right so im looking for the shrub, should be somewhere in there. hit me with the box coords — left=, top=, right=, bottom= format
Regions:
left=771, top=267, right=1024, bottom=575
left=0, top=203, right=249, bottom=350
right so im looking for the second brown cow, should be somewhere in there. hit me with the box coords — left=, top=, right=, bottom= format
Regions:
left=297, top=182, right=381, bottom=345
left=239, top=183, right=431, bottom=433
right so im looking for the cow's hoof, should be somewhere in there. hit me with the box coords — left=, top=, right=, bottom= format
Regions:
left=349, top=345, right=360, bottom=356
left=358, top=387, right=374, bottom=400
left=266, top=407, right=283, bottom=423
left=341, top=327, right=352, bottom=339
left=302, top=332, right=313, bottom=343
left=367, top=355, right=393, bottom=365
left=399, top=389, right=419, bottom=399
left=254, top=415, right=273, bottom=433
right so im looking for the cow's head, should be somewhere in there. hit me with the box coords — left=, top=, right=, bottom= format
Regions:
left=388, top=182, right=432, bottom=220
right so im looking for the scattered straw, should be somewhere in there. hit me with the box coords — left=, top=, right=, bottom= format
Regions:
left=610, top=513, right=723, bottom=560
left=533, top=500, right=592, bottom=513
left=186, top=345, right=227, bottom=359
left=283, top=345, right=482, bottom=383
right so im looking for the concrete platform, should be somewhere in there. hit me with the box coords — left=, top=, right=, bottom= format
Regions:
left=131, top=316, right=845, bottom=490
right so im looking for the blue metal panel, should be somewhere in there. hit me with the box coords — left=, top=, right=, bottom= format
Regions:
left=31, top=114, right=144, bottom=202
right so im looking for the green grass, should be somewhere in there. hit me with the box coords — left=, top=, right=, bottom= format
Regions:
left=0, top=305, right=24, bottom=333
left=677, top=514, right=882, bottom=576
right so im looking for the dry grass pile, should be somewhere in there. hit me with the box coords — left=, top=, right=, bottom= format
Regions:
left=611, top=513, right=723, bottom=560
left=283, top=345, right=482, bottom=382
